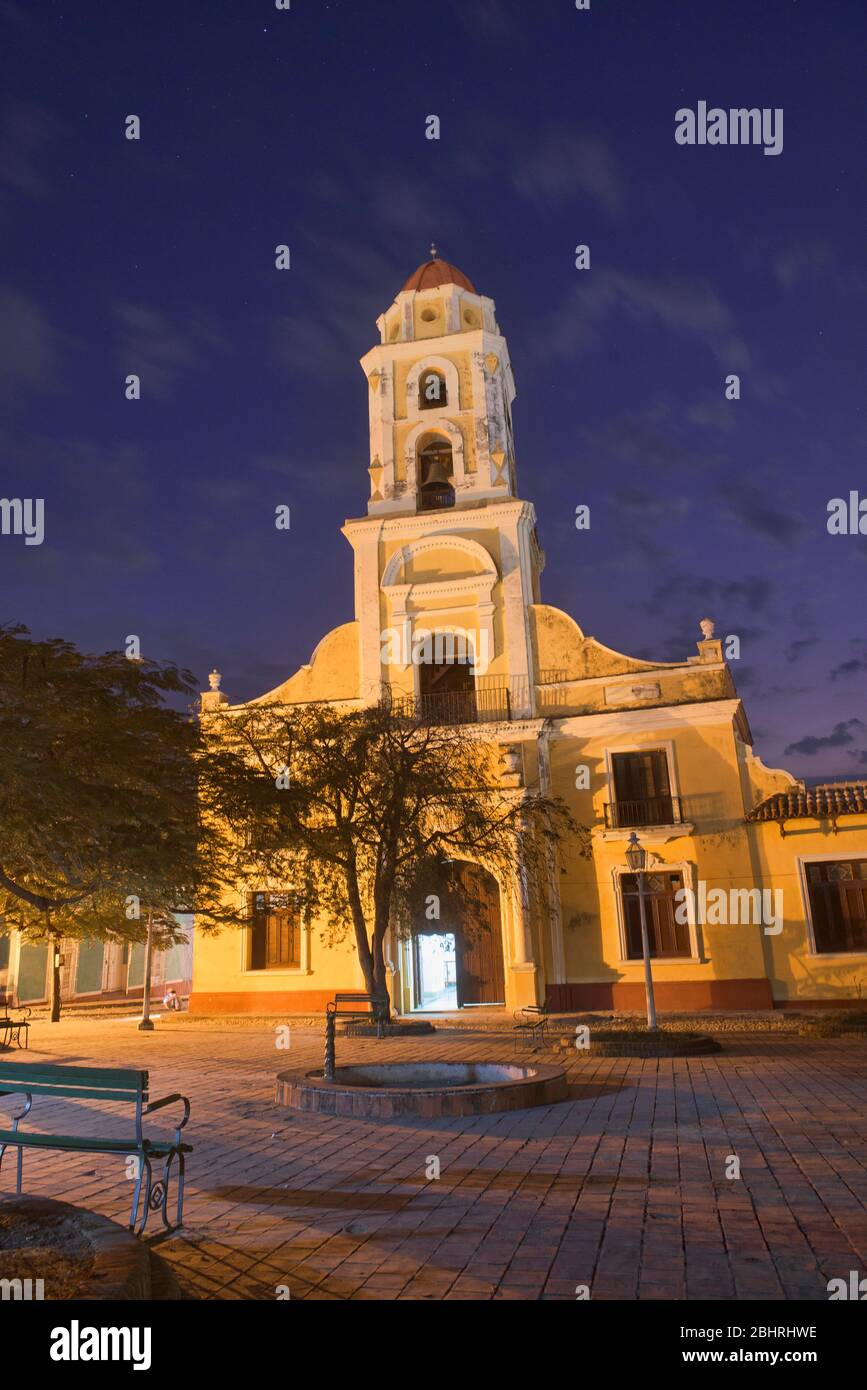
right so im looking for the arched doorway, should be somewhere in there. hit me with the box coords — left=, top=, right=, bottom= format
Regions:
left=410, top=862, right=506, bottom=1009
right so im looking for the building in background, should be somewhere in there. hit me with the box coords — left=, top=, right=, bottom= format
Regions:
left=184, top=251, right=867, bottom=1014
left=0, top=919, right=194, bottom=1008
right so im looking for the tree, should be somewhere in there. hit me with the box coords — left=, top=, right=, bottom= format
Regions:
left=198, top=697, right=585, bottom=1013
left=0, top=624, right=230, bottom=1020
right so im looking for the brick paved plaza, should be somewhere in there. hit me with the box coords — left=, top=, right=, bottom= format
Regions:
left=1, top=1017, right=866, bottom=1301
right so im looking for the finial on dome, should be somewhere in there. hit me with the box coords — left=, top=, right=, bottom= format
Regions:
left=429, top=242, right=438, bottom=260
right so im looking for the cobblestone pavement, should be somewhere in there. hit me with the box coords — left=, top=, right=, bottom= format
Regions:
left=1, top=1018, right=865, bottom=1301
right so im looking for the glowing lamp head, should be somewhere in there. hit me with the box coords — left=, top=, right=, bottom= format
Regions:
left=625, top=832, right=646, bottom=873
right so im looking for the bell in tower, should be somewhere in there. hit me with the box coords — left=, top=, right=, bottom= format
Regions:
left=358, top=248, right=519, bottom=516
left=343, top=250, right=544, bottom=721
left=417, top=436, right=455, bottom=512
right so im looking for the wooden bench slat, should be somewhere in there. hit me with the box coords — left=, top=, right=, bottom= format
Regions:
left=0, top=1084, right=146, bottom=1102
left=0, top=1130, right=192, bottom=1154
left=0, top=1062, right=146, bottom=1087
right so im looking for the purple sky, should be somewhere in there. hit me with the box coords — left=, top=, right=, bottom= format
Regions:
left=1, top=0, right=865, bottom=782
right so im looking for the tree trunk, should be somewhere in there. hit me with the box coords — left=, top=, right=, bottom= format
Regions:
left=371, top=856, right=396, bottom=1020
left=345, top=858, right=391, bottom=1021
left=345, top=863, right=376, bottom=995
left=355, top=937, right=376, bottom=996
left=371, top=932, right=391, bottom=1019
left=49, top=929, right=61, bottom=1023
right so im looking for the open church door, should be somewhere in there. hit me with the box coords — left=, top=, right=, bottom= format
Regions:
left=452, top=862, right=506, bottom=1006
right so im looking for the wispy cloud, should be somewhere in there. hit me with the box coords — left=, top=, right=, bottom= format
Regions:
left=448, top=0, right=520, bottom=37
left=716, top=479, right=808, bottom=546
left=113, top=302, right=228, bottom=398
left=772, top=238, right=864, bottom=295
left=830, top=643, right=867, bottom=681
left=0, top=286, right=57, bottom=395
left=0, top=99, right=57, bottom=197
left=513, top=133, right=625, bottom=217
left=785, top=638, right=813, bottom=665
left=544, top=268, right=748, bottom=365
left=687, top=399, right=737, bottom=432
left=785, top=718, right=866, bottom=757
left=581, top=409, right=720, bottom=475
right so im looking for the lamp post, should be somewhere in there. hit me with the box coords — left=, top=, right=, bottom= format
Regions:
left=138, top=910, right=155, bottom=1032
left=625, top=832, right=658, bottom=1031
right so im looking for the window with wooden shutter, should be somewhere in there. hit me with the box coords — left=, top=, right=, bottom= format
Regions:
left=610, top=750, right=675, bottom=827
left=806, top=860, right=867, bottom=954
left=620, top=871, right=691, bottom=959
left=248, top=891, right=301, bottom=970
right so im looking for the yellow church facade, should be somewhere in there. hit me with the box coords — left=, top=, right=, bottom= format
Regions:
left=190, top=254, right=867, bottom=1017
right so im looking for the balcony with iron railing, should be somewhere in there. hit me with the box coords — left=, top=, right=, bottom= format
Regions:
left=603, top=795, right=684, bottom=829
left=386, top=676, right=531, bottom=727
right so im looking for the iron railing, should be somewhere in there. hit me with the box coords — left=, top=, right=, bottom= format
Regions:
left=417, top=487, right=456, bottom=512
left=387, top=677, right=530, bottom=726
left=603, top=795, right=683, bottom=829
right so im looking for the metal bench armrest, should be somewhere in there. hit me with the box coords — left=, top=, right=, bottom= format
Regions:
left=0, top=1092, right=33, bottom=1126
left=145, top=1093, right=191, bottom=1141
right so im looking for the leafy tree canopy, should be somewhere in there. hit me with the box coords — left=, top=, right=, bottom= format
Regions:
left=199, top=697, right=585, bottom=1006
left=0, top=623, right=224, bottom=947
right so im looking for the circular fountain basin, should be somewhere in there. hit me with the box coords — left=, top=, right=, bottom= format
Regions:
left=276, top=1060, right=567, bottom=1118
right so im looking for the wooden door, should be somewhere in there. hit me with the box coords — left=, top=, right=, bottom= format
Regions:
left=452, top=864, right=505, bottom=1006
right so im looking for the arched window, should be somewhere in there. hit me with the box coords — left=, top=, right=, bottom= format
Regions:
left=417, top=436, right=455, bottom=511
left=419, top=370, right=447, bottom=411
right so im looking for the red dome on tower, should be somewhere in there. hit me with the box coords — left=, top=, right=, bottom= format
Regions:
left=401, top=248, right=477, bottom=295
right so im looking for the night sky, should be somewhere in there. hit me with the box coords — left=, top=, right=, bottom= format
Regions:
left=2, top=0, right=864, bottom=782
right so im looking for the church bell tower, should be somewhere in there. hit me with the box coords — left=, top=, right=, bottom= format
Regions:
left=342, top=249, right=544, bottom=718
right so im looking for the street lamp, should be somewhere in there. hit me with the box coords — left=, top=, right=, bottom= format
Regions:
left=138, top=911, right=155, bottom=1032
left=625, top=831, right=658, bottom=1031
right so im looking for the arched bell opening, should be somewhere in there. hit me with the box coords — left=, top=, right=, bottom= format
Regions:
left=417, top=435, right=455, bottom=512
left=418, top=368, right=447, bottom=411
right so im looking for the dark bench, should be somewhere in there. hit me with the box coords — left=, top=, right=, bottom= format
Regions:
left=513, top=1004, right=549, bottom=1053
left=327, top=991, right=390, bottom=1025
left=0, top=996, right=30, bottom=1050
left=0, top=1061, right=191, bottom=1234
left=324, top=991, right=390, bottom=1079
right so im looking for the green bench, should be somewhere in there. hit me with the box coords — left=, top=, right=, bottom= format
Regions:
left=0, top=1061, right=191, bottom=1235
left=0, top=996, right=30, bottom=1050
left=513, top=1004, right=550, bottom=1053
